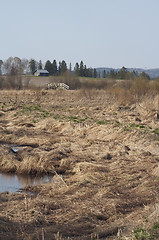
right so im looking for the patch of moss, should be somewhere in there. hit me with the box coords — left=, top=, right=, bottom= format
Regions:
left=68, top=116, right=86, bottom=123
left=154, top=128, right=159, bottom=135
left=96, top=120, right=111, bottom=125
left=134, top=228, right=153, bottom=240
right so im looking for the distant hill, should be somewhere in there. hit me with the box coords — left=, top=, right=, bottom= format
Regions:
left=96, top=67, right=159, bottom=79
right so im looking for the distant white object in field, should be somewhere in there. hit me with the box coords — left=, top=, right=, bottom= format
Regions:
left=46, top=82, right=70, bottom=90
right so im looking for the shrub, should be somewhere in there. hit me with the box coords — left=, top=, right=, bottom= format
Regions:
left=150, top=79, right=159, bottom=93
left=0, top=77, right=4, bottom=89
left=130, top=78, right=150, bottom=97
left=3, top=75, right=23, bottom=90
left=57, top=71, right=81, bottom=90
left=81, top=79, right=109, bottom=89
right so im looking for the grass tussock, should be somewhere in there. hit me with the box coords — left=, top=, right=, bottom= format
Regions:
left=107, top=78, right=159, bottom=107
left=81, top=78, right=114, bottom=90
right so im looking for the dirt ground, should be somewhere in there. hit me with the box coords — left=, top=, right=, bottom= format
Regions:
left=0, top=89, right=159, bottom=239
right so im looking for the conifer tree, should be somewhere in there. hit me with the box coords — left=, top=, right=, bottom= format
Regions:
left=38, top=60, right=43, bottom=70
left=74, top=62, right=80, bottom=76
left=139, top=71, right=150, bottom=80
left=29, top=59, right=37, bottom=75
left=117, top=66, right=127, bottom=79
left=83, top=65, right=87, bottom=77
left=44, top=60, right=52, bottom=74
left=61, top=60, right=67, bottom=74
left=87, top=68, right=93, bottom=77
left=109, top=69, right=116, bottom=79
left=80, top=61, right=84, bottom=77
left=52, top=60, right=57, bottom=75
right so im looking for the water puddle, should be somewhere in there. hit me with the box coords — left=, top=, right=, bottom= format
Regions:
left=0, top=173, right=53, bottom=193
left=0, top=143, right=54, bottom=193
left=11, top=146, right=20, bottom=153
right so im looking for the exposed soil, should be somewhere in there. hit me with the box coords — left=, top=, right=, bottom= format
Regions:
left=0, top=89, right=159, bottom=239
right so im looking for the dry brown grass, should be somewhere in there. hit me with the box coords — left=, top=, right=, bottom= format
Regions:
left=0, top=87, right=159, bottom=239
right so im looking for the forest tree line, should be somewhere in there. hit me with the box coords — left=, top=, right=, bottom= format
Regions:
left=0, top=57, right=150, bottom=80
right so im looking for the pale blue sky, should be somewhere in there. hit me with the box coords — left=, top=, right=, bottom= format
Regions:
left=1, top=0, right=159, bottom=68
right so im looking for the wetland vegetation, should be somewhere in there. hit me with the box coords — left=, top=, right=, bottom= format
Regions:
left=0, top=76, right=159, bottom=239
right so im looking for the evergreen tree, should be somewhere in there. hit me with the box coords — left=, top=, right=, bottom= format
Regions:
left=61, top=60, right=67, bottom=74
left=87, top=68, right=93, bottom=77
left=38, top=60, right=43, bottom=70
left=83, top=65, right=87, bottom=77
left=74, top=62, right=80, bottom=76
left=109, top=69, right=116, bottom=79
left=44, top=60, right=52, bottom=74
left=52, top=60, right=57, bottom=75
left=139, top=71, right=150, bottom=80
left=117, top=66, right=127, bottom=79
left=80, top=61, right=84, bottom=77
left=132, top=70, right=138, bottom=78
left=29, top=59, right=37, bottom=75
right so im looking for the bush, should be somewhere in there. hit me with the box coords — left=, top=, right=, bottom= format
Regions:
left=3, top=75, right=23, bottom=90
left=0, top=77, right=4, bottom=89
left=149, top=79, right=159, bottom=93
left=58, top=71, right=81, bottom=90
left=130, top=78, right=150, bottom=97
left=81, top=79, right=111, bottom=89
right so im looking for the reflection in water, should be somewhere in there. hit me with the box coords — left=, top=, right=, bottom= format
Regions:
left=0, top=173, right=53, bottom=193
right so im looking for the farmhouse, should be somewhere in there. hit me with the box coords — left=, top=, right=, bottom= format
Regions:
left=34, top=69, right=49, bottom=76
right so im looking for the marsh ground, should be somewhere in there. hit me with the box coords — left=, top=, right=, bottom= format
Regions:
left=0, top=88, right=159, bottom=239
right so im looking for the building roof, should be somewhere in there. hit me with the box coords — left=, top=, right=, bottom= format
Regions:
left=35, top=69, right=49, bottom=73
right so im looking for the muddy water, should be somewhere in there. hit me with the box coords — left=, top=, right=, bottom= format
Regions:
left=0, top=144, right=54, bottom=192
left=0, top=173, right=53, bottom=193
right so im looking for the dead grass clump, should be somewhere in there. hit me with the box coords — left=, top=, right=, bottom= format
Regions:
left=135, top=94, right=159, bottom=118
left=78, top=88, right=100, bottom=100
left=59, top=159, right=73, bottom=172
left=150, top=79, right=159, bottom=93
left=108, top=78, right=157, bottom=106
left=0, top=152, right=17, bottom=173
left=130, top=78, right=150, bottom=97
left=114, top=79, right=132, bottom=89
left=81, top=79, right=109, bottom=89
left=17, top=154, right=48, bottom=175
left=33, top=88, right=43, bottom=101
left=71, top=162, right=109, bottom=187
left=111, top=87, right=134, bottom=105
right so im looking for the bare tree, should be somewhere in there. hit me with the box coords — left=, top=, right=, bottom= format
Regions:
left=2, top=57, right=24, bottom=89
